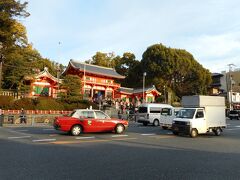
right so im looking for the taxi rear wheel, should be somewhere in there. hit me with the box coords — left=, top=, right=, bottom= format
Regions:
left=71, top=125, right=82, bottom=136
left=115, top=124, right=124, bottom=134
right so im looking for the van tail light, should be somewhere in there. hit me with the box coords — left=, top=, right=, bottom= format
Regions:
left=147, top=113, right=149, bottom=119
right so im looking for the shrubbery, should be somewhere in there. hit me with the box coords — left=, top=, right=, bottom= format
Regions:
left=0, top=96, right=14, bottom=109
left=0, top=96, right=98, bottom=110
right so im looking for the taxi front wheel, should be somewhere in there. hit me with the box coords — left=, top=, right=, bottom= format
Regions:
left=71, top=125, right=82, bottom=136
left=115, top=124, right=124, bottom=134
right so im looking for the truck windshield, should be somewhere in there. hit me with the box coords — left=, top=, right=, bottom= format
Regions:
left=176, top=109, right=196, bottom=119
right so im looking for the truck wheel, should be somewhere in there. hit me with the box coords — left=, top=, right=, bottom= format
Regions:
left=190, top=129, right=198, bottom=138
left=214, top=128, right=221, bottom=136
left=153, top=119, right=159, bottom=126
left=71, top=125, right=82, bottom=136
left=143, top=122, right=148, bottom=126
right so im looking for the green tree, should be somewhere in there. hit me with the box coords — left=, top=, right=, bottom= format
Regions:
left=141, top=43, right=212, bottom=99
left=60, top=75, right=82, bottom=103
left=114, top=52, right=141, bottom=87
left=3, top=44, right=59, bottom=90
left=87, top=52, right=116, bottom=68
left=0, top=0, right=29, bottom=49
left=0, top=0, right=61, bottom=91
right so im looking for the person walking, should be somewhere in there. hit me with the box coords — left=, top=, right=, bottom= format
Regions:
left=20, top=108, right=26, bottom=124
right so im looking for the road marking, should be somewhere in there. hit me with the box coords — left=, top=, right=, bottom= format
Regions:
left=114, top=138, right=137, bottom=141
left=32, top=138, right=56, bottom=142
left=235, top=126, right=240, bottom=128
left=111, top=135, right=128, bottom=138
left=49, top=134, right=58, bottom=137
left=52, top=139, right=109, bottom=144
left=141, top=133, right=156, bottom=136
left=18, top=130, right=28, bottom=132
left=51, top=137, right=138, bottom=145
left=226, top=128, right=240, bottom=131
left=152, top=135, right=175, bottom=139
left=8, top=136, right=31, bottom=139
left=75, top=136, right=95, bottom=140
left=167, top=132, right=173, bottom=135
left=43, top=129, right=55, bottom=131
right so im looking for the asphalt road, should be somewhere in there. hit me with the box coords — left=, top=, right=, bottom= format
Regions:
left=1, top=119, right=240, bottom=180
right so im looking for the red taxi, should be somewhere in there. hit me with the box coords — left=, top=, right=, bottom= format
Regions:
left=54, top=109, right=128, bottom=136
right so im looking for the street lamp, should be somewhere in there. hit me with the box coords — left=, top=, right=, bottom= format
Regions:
left=164, top=85, right=166, bottom=103
left=143, top=72, right=147, bottom=103
left=83, top=63, right=86, bottom=99
left=0, top=42, right=3, bottom=90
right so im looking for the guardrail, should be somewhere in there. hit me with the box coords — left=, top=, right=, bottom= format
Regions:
left=1, top=114, right=66, bottom=126
left=0, top=110, right=72, bottom=126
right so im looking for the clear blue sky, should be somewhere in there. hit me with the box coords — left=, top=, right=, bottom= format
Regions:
left=22, top=0, right=240, bottom=72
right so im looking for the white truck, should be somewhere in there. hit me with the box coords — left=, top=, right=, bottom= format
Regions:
left=172, top=95, right=226, bottom=137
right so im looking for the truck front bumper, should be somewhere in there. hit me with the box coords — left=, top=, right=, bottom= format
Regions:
left=172, top=123, right=191, bottom=135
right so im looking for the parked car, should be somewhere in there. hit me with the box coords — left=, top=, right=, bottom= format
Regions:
left=54, top=109, right=129, bottom=136
left=229, top=110, right=240, bottom=120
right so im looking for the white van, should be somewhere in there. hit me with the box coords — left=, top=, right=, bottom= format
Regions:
left=136, top=103, right=175, bottom=126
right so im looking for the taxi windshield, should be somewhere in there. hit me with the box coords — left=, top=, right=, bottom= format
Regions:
left=176, top=109, right=196, bottom=119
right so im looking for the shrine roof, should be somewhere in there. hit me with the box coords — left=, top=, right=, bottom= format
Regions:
left=118, top=87, right=134, bottom=94
left=35, top=67, right=62, bottom=83
left=133, top=85, right=161, bottom=95
left=66, top=59, right=125, bottom=79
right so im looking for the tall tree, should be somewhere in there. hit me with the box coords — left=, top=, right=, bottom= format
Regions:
left=87, top=52, right=116, bottom=68
left=141, top=43, right=212, bottom=99
left=0, top=0, right=61, bottom=90
left=0, top=0, right=29, bottom=49
left=114, top=52, right=141, bottom=87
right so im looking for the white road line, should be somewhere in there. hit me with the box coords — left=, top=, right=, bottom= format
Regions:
left=226, top=128, right=240, bottom=131
left=235, top=126, right=240, bottom=128
left=75, top=136, right=95, bottom=140
left=111, top=135, right=129, bottom=138
left=43, top=129, right=55, bottom=131
left=8, top=136, right=31, bottom=139
left=167, top=132, right=173, bottom=135
left=49, top=134, right=58, bottom=137
left=18, top=130, right=28, bottom=132
left=141, top=133, right=156, bottom=136
left=32, top=139, right=56, bottom=142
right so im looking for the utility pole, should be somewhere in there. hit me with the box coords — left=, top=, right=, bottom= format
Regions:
left=227, top=63, right=236, bottom=110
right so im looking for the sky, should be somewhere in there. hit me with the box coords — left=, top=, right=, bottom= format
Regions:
left=22, top=0, right=240, bottom=73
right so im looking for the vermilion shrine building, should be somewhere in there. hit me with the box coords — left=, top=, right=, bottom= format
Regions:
left=25, top=67, right=61, bottom=98
left=28, top=59, right=161, bottom=102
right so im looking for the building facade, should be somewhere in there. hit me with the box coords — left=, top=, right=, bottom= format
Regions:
left=63, top=59, right=125, bottom=101
left=210, top=71, right=240, bottom=109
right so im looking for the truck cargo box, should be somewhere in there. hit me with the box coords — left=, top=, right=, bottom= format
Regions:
left=182, top=95, right=225, bottom=107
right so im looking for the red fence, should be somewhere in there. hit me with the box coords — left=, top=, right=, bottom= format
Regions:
left=2, top=110, right=72, bottom=115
